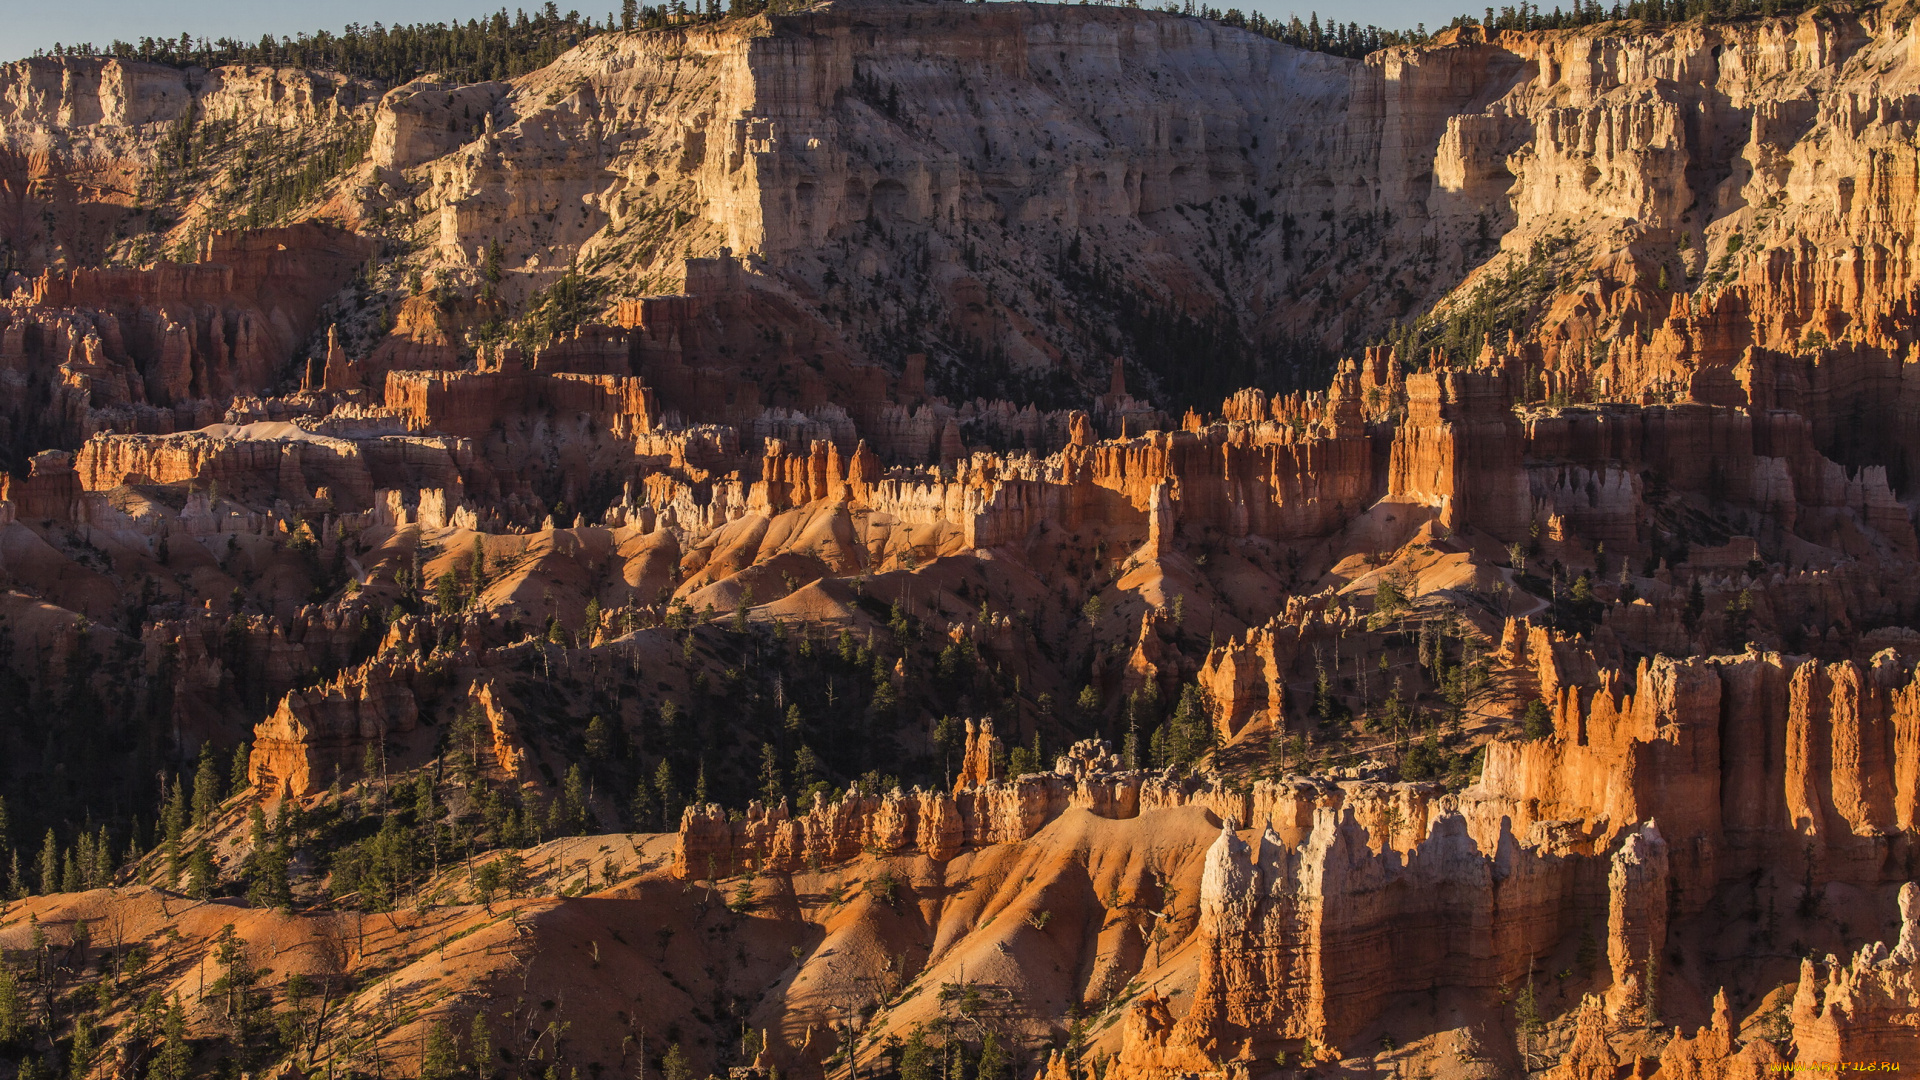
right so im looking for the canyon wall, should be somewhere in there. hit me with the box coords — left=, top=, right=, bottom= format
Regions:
left=393, top=2, right=1920, bottom=409
left=13, top=4, right=1920, bottom=408
left=663, top=632, right=1920, bottom=1060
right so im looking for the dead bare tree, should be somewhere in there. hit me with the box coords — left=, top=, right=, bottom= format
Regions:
left=307, top=913, right=355, bottom=1066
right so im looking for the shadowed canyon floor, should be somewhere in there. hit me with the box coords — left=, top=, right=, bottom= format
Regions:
left=4, top=0, right=1920, bottom=1077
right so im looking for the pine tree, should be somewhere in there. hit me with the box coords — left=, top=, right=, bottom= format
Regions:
left=582, top=597, right=602, bottom=643
left=654, top=759, right=680, bottom=829
left=243, top=807, right=291, bottom=909
left=187, top=846, right=216, bottom=899
left=0, top=968, right=24, bottom=1045
left=584, top=715, right=613, bottom=762
left=247, top=806, right=269, bottom=852
left=662, top=1044, right=694, bottom=1080
left=899, top=1027, right=934, bottom=1080
left=162, top=776, right=189, bottom=887
left=758, top=743, right=783, bottom=806
left=191, top=745, right=223, bottom=826
left=561, top=765, right=590, bottom=834
left=212, top=924, right=266, bottom=1060
left=229, top=742, right=253, bottom=794
left=468, top=1011, right=494, bottom=1077
left=149, top=996, right=192, bottom=1080
left=976, top=1033, right=1009, bottom=1080
left=74, top=830, right=96, bottom=888
left=90, top=824, right=113, bottom=887
left=415, top=775, right=437, bottom=825
left=247, top=833, right=292, bottom=911
left=434, top=572, right=463, bottom=611
left=71, top=1014, right=98, bottom=1076
left=36, top=831, right=58, bottom=896
left=421, top=1020, right=460, bottom=1080
left=630, top=775, right=656, bottom=831
left=793, top=744, right=821, bottom=794
left=467, top=538, right=488, bottom=599
left=452, top=704, right=486, bottom=784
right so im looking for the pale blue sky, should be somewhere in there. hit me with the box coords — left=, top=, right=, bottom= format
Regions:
left=1, top=0, right=1471, bottom=63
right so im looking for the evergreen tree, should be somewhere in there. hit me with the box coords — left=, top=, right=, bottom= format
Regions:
left=899, top=1027, right=935, bottom=1080
left=191, top=745, right=223, bottom=827
left=149, top=996, right=193, bottom=1080
left=36, top=830, right=57, bottom=895
left=452, top=704, right=486, bottom=784
left=88, top=824, right=113, bottom=887
left=582, top=597, right=602, bottom=642
left=211, top=924, right=266, bottom=1059
left=71, top=1013, right=99, bottom=1077
left=977, top=1033, right=1009, bottom=1080
left=654, top=760, right=681, bottom=829
left=630, top=775, right=656, bottom=832
left=1170, top=684, right=1216, bottom=766
left=561, top=765, right=591, bottom=834
left=243, top=807, right=292, bottom=909
left=246, top=805, right=269, bottom=855
left=414, top=775, right=437, bottom=826
left=468, top=1011, right=494, bottom=1078
left=662, top=1044, right=694, bottom=1080
left=162, top=775, right=189, bottom=887
left=434, top=572, right=463, bottom=611
left=793, top=745, right=822, bottom=800
left=74, top=830, right=95, bottom=886
left=584, top=715, right=614, bottom=762
left=0, top=968, right=24, bottom=1045
left=229, top=742, right=252, bottom=794
left=186, top=846, right=216, bottom=899
left=758, top=743, right=784, bottom=806
left=421, top=1021, right=460, bottom=1080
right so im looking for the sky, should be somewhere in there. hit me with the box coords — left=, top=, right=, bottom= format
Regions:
left=0, top=0, right=1470, bottom=64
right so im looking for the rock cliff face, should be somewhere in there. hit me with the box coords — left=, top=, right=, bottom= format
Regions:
left=11, top=5, right=1920, bottom=1078
left=0, top=225, right=372, bottom=457
left=15, top=3, right=1920, bottom=408
left=664, top=620, right=1920, bottom=1062
left=250, top=659, right=424, bottom=797
left=0, top=59, right=379, bottom=269
left=1791, top=881, right=1920, bottom=1061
